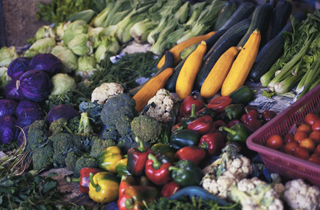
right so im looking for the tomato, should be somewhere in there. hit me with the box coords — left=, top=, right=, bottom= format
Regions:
left=304, top=113, right=319, bottom=126
left=266, top=135, right=283, bottom=150
left=308, top=154, right=320, bottom=164
left=299, top=138, right=316, bottom=152
left=294, top=131, right=308, bottom=143
left=312, top=119, right=320, bottom=131
left=315, top=144, right=320, bottom=154
left=294, top=147, right=310, bottom=160
left=296, top=123, right=312, bottom=134
left=308, top=131, right=320, bottom=144
left=284, top=141, right=299, bottom=155
left=284, top=133, right=294, bottom=144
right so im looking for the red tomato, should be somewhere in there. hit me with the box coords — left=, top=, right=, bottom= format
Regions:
left=284, top=133, right=294, bottom=144
left=294, top=147, right=310, bottom=160
left=296, top=124, right=312, bottom=134
left=284, top=141, right=299, bottom=155
left=308, top=131, right=320, bottom=144
left=294, top=131, right=308, bottom=143
left=308, top=154, right=320, bottom=164
left=304, top=113, right=319, bottom=126
left=299, top=138, right=316, bottom=152
left=315, top=144, right=320, bottom=154
left=312, top=119, right=320, bottom=131
left=266, top=135, right=283, bottom=150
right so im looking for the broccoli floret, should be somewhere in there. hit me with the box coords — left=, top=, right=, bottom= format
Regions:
left=32, top=141, right=54, bottom=170
left=99, top=126, right=120, bottom=141
left=53, top=153, right=66, bottom=168
left=90, top=138, right=116, bottom=158
left=48, top=118, right=73, bottom=136
left=115, top=115, right=132, bottom=137
left=68, top=116, right=80, bottom=133
left=26, top=120, right=49, bottom=151
left=116, top=134, right=152, bottom=154
left=131, top=115, right=162, bottom=142
left=65, top=151, right=80, bottom=171
left=74, top=156, right=99, bottom=178
left=51, top=133, right=75, bottom=154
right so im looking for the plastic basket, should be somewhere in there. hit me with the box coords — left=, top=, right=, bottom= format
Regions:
left=247, top=84, right=320, bottom=186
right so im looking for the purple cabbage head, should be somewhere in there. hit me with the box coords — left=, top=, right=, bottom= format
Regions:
left=18, top=70, right=52, bottom=102
left=7, top=57, right=31, bottom=79
left=16, top=100, right=41, bottom=117
left=16, top=107, right=46, bottom=128
left=4, top=79, right=25, bottom=101
left=28, top=53, right=63, bottom=77
left=17, top=126, right=29, bottom=147
left=0, top=99, right=18, bottom=117
left=46, top=104, right=79, bottom=125
left=0, top=115, right=18, bottom=144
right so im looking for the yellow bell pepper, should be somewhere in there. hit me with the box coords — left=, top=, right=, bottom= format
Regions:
left=97, top=146, right=123, bottom=173
left=115, top=158, right=131, bottom=176
left=89, top=172, right=120, bottom=203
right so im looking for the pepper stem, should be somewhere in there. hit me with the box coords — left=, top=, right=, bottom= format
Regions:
left=66, top=176, right=80, bottom=183
left=148, top=154, right=161, bottom=169
left=199, top=142, right=208, bottom=150
left=168, top=166, right=179, bottom=171
left=89, top=172, right=101, bottom=192
left=135, top=137, right=146, bottom=152
left=226, top=112, right=233, bottom=120
left=190, top=104, right=196, bottom=117
left=125, top=198, right=134, bottom=209
left=219, top=126, right=237, bottom=136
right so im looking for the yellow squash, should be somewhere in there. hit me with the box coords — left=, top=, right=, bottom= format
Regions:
left=176, top=41, right=207, bottom=99
left=157, top=31, right=216, bottom=68
left=200, top=46, right=239, bottom=98
left=221, top=30, right=261, bottom=96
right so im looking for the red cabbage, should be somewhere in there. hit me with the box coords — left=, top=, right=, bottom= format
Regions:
left=16, top=100, right=41, bottom=116
left=7, top=57, right=31, bottom=79
left=16, top=107, right=46, bottom=128
left=28, top=53, right=63, bottom=77
left=18, top=70, right=52, bottom=102
left=0, top=99, right=18, bottom=117
left=4, top=79, right=25, bottom=101
left=0, top=115, right=18, bottom=144
left=46, top=104, right=79, bottom=125
left=17, top=126, right=29, bottom=147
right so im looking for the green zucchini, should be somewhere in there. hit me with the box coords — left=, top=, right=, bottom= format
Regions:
left=229, top=85, right=254, bottom=104
left=237, top=3, right=273, bottom=48
left=219, top=2, right=255, bottom=31
left=193, top=18, right=251, bottom=91
left=270, top=0, right=292, bottom=40
left=249, top=12, right=307, bottom=83
left=164, top=56, right=187, bottom=92
left=214, top=2, right=238, bottom=31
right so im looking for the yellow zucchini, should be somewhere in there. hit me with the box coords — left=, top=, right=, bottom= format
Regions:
left=157, top=31, right=216, bottom=69
left=176, top=41, right=207, bottom=99
left=200, top=46, right=239, bottom=98
left=133, top=67, right=174, bottom=112
left=221, top=30, right=261, bottom=96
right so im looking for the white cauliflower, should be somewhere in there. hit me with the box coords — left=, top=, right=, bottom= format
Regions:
left=283, top=179, right=320, bottom=210
left=91, top=82, right=124, bottom=104
left=225, top=156, right=252, bottom=180
left=146, top=88, right=174, bottom=122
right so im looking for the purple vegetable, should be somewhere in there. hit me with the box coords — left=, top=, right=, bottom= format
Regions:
left=16, top=107, right=46, bottom=128
left=7, top=57, right=31, bottom=79
left=28, top=53, right=62, bottom=77
left=16, top=100, right=41, bottom=116
left=4, top=79, right=25, bottom=101
left=18, top=70, right=52, bottom=102
left=17, top=126, right=29, bottom=147
left=46, top=104, right=79, bottom=125
left=0, top=115, right=18, bottom=144
left=0, top=99, right=18, bottom=117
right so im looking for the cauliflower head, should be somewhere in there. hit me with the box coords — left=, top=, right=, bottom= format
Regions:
left=146, top=89, right=174, bottom=122
left=91, top=82, right=124, bottom=104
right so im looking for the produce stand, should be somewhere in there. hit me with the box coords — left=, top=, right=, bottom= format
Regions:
left=1, top=0, right=320, bottom=210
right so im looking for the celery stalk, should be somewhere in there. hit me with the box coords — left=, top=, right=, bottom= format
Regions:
left=92, top=2, right=115, bottom=27
left=274, top=70, right=305, bottom=94
left=185, top=2, right=207, bottom=26
left=103, top=0, right=132, bottom=27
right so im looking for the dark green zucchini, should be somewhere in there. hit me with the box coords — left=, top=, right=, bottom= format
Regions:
left=249, top=12, right=307, bottom=82
left=270, top=0, right=292, bottom=40
left=194, top=18, right=251, bottom=91
left=205, top=29, right=228, bottom=50
left=214, top=2, right=238, bottom=31
left=164, top=56, right=187, bottom=92
left=237, top=3, right=273, bottom=48
left=219, top=2, right=255, bottom=31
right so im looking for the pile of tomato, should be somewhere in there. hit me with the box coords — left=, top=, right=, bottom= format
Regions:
left=265, top=113, right=320, bottom=164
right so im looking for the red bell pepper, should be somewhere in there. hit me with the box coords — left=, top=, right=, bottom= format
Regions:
left=119, top=175, right=137, bottom=198
left=66, top=167, right=103, bottom=193
left=127, top=137, right=153, bottom=177
left=212, top=120, right=228, bottom=130
left=207, top=96, right=232, bottom=113
left=198, top=133, right=225, bottom=156
left=145, top=154, right=172, bottom=186
left=187, top=115, right=214, bottom=135
left=262, top=110, right=276, bottom=122
left=174, top=146, right=206, bottom=164
left=179, top=95, right=204, bottom=116
left=244, top=105, right=258, bottom=113
left=161, top=181, right=181, bottom=197
left=228, top=120, right=240, bottom=128
left=244, top=119, right=263, bottom=132
left=240, top=109, right=259, bottom=124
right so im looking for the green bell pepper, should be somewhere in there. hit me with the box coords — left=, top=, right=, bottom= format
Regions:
left=224, top=104, right=245, bottom=120
left=229, top=85, right=254, bottom=104
left=169, top=160, right=204, bottom=187
left=151, top=143, right=176, bottom=163
left=170, top=128, right=200, bottom=150
left=219, top=123, right=251, bottom=142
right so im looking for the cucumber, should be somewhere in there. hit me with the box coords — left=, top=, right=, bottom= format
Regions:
left=219, top=2, right=255, bottom=31
left=229, top=85, right=254, bottom=104
left=164, top=56, right=187, bottom=92
left=194, top=18, right=251, bottom=91
left=214, top=2, right=238, bottom=31
left=249, top=12, right=307, bottom=82
left=237, top=3, right=273, bottom=48
left=270, top=0, right=292, bottom=40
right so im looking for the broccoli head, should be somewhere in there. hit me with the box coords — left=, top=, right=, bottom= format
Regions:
left=74, top=156, right=99, bottom=178
left=53, top=153, right=66, bottom=168
left=48, top=118, right=73, bottom=136
left=65, top=151, right=80, bottom=171
left=130, top=115, right=162, bottom=142
left=26, top=120, right=49, bottom=151
left=68, top=116, right=80, bottom=133
left=90, top=138, right=116, bottom=158
left=99, top=126, right=120, bottom=141
left=32, top=141, right=54, bottom=170
left=51, top=133, right=75, bottom=154
left=115, top=115, right=132, bottom=137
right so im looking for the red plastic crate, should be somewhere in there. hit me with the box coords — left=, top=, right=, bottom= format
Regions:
left=247, top=84, right=320, bottom=186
